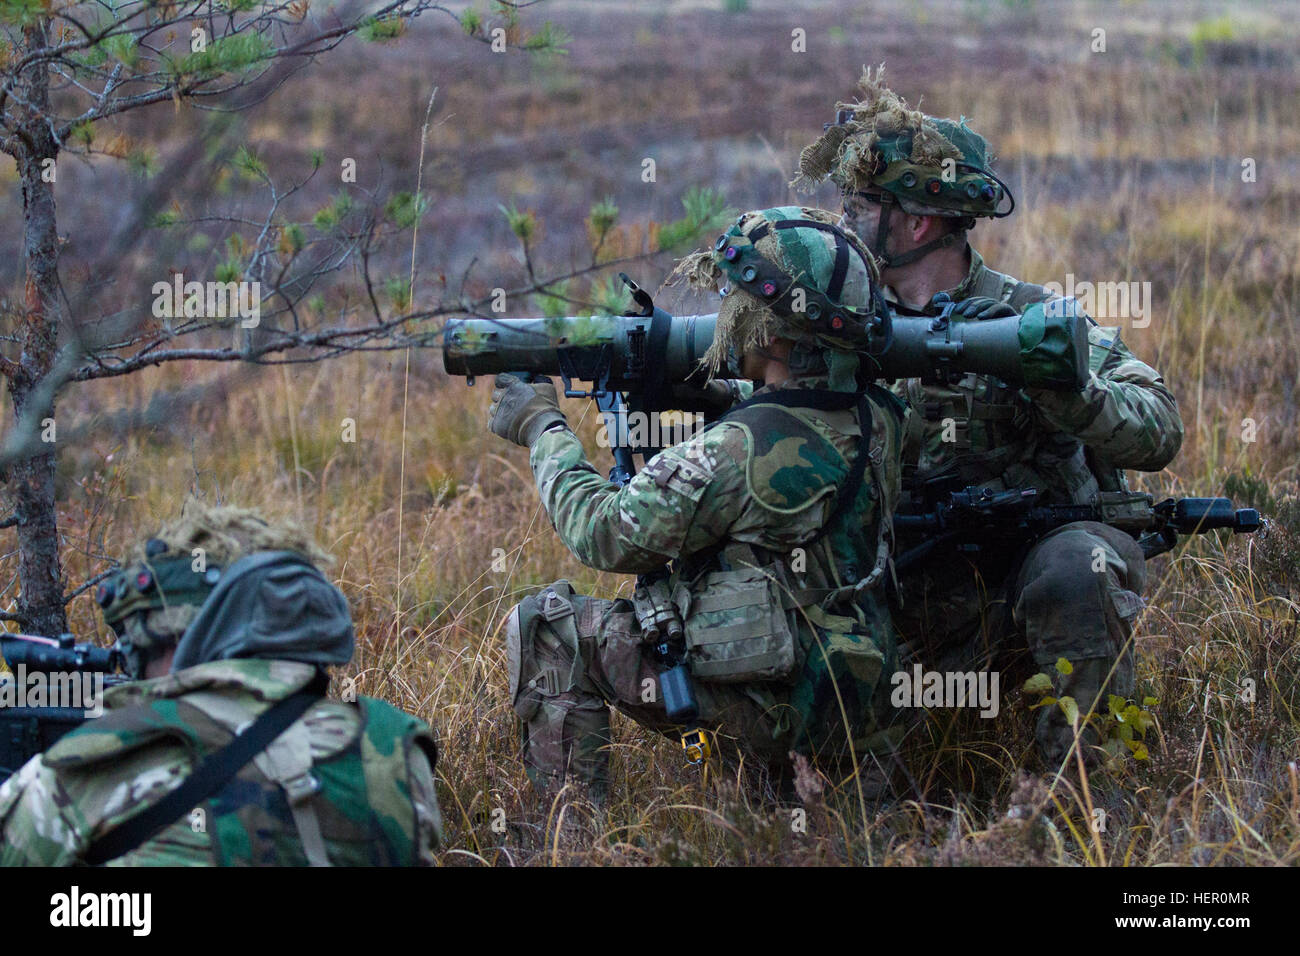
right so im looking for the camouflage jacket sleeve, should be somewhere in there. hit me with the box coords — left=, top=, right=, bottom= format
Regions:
left=1025, top=323, right=1184, bottom=472
left=528, top=424, right=749, bottom=574
left=0, top=755, right=87, bottom=866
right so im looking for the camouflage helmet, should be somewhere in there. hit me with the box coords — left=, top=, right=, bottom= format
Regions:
left=96, top=502, right=334, bottom=678
left=670, top=205, right=887, bottom=390
left=791, top=67, right=1014, bottom=266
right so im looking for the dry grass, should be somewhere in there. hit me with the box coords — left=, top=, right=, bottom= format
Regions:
left=6, top=0, right=1300, bottom=865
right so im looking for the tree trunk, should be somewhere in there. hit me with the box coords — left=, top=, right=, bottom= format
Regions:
left=2, top=20, right=67, bottom=636
left=4, top=414, right=65, bottom=637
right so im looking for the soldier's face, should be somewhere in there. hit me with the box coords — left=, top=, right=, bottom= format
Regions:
left=841, top=191, right=884, bottom=235
left=842, top=190, right=899, bottom=263
left=740, top=347, right=766, bottom=382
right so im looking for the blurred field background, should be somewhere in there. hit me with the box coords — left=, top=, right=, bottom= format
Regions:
left=3, top=0, right=1299, bottom=864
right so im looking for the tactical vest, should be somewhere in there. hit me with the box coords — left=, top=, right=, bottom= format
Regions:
left=711, top=400, right=883, bottom=593
left=900, top=266, right=1118, bottom=503
left=674, top=390, right=904, bottom=754
left=665, top=387, right=903, bottom=691
left=43, top=693, right=436, bottom=866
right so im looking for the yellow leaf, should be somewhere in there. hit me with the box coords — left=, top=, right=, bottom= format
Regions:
left=1125, top=739, right=1150, bottom=760
left=1142, top=696, right=1159, bottom=707
left=1058, top=696, right=1079, bottom=726
left=1023, top=673, right=1053, bottom=695
left=1055, top=657, right=1073, bottom=675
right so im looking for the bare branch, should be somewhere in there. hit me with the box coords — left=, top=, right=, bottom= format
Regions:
left=63, top=565, right=119, bottom=604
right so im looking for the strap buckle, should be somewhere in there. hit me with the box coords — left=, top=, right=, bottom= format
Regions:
left=539, top=590, right=573, bottom=622
left=283, top=770, right=322, bottom=806
left=681, top=728, right=711, bottom=765
left=527, top=666, right=561, bottom=697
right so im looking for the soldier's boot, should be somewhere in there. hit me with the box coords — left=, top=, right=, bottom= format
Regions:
left=1016, top=524, right=1141, bottom=768
left=505, top=587, right=611, bottom=802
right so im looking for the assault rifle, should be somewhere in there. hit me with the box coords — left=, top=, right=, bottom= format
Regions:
left=893, top=486, right=1262, bottom=575
left=0, top=632, right=126, bottom=783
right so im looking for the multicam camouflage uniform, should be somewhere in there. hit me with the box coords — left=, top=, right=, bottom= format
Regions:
left=0, top=505, right=442, bottom=866
left=794, top=69, right=1184, bottom=763
left=491, top=208, right=907, bottom=794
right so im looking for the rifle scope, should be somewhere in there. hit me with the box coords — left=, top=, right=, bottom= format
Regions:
left=0, top=633, right=123, bottom=674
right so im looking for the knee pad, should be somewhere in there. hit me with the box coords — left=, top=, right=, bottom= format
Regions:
left=505, top=604, right=531, bottom=720
left=1018, top=529, right=1134, bottom=665
left=505, top=583, right=583, bottom=722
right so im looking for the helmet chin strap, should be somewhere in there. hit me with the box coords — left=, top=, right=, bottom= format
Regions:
left=863, top=190, right=967, bottom=270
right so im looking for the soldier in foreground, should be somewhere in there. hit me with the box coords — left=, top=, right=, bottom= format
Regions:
left=0, top=503, right=442, bottom=865
left=792, top=69, right=1185, bottom=765
left=487, top=206, right=907, bottom=799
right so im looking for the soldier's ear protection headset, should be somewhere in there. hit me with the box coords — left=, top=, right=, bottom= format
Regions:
left=712, top=216, right=893, bottom=357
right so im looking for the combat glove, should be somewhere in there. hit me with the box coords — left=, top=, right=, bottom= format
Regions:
left=488, top=373, right=568, bottom=447
left=948, top=295, right=1019, bottom=320
left=668, top=378, right=744, bottom=416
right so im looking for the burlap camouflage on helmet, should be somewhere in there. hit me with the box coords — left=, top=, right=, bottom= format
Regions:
left=95, top=502, right=336, bottom=678
left=669, top=205, right=883, bottom=391
left=791, top=66, right=1011, bottom=220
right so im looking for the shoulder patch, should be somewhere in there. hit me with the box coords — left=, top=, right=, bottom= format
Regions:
left=639, top=447, right=715, bottom=502
left=1089, top=323, right=1121, bottom=350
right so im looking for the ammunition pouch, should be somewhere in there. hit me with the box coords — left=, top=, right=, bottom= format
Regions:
left=675, top=564, right=802, bottom=684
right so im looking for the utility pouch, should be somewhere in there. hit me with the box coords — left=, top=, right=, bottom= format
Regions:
left=678, top=565, right=799, bottom=684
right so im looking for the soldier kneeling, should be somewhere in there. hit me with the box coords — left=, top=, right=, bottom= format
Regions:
left=487, top=207, right=908, bottom=800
